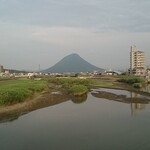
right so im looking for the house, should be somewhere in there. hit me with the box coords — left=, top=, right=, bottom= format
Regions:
left=103, top=70, right=121, bottom=76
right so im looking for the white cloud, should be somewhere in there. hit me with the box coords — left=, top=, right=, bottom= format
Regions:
left=0, top=0, right=150, bottom=32
left=30, top=26, right=96, bottom=46
left=0, top=0, right=150, bottom=70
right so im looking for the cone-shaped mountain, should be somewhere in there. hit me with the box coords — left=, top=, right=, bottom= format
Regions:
left=43, top=53, right=104, bottom=73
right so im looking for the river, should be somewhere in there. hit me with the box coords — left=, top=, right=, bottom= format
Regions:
left=0, top=88, right=150, bottom=150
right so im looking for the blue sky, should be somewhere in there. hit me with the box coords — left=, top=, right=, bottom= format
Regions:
left=0, top=0, right=150, bottom=71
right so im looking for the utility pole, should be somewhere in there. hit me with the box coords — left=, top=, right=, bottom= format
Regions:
left=39, top=64, right=41, bottom=73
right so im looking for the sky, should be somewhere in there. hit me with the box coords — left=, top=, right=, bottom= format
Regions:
left=0, top=0, right=150, bottom=71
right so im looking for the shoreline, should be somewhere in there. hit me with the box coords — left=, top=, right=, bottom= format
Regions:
left=0, top=90, right=70, bottom=123
left=0, top=80, right=150, bottom=122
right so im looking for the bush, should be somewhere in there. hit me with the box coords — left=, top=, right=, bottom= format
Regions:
left=133, top=83, right=142, bottom=89
left=47, top=77, right=93, bottom=86
left=47, top=77, right=93, bottom=92
left=118, top=76, right=145, bottom=85
left=117, top=75, right=146, bottom=89
left=0, top=80, right=48, bottom=104
left=0, top=88, right=31, bottom=104
left=68, top=85, right=88, bottom=96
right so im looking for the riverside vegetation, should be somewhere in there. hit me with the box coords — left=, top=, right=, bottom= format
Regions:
left=47, top=78, right=90, bottom=96
left=0, top=75, right=147, bottom=105
left=0, top=77, right=92, bottom=105
left=117, top=75, right=146, bottom=88
left=0, top=79, right=48, bottom=104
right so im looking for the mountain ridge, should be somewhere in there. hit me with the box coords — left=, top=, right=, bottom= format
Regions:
left=43, top=53, right=104, bottom=73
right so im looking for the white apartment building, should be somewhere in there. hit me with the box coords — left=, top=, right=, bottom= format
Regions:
left=129, top=46, right=146, bottom=76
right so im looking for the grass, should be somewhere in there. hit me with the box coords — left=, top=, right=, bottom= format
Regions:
left=68, top=85, right=88, bottom=96
left=46, top=77, right=132, bottom=94
left=47, top=77, right=93, bottom=86
left=93, top=81, right=114, bottom=87
left=117, top=75, right=145, bottom=88
left=117, top=75, right=145, bottom=84
left=0, top=79, right=48, bottom=105
left=46, top=77, right=92, bottom=95
left=0, top=77, right=10, bottom=81
left=0, top=75, right=146, bottom=105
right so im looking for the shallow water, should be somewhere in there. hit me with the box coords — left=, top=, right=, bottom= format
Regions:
left=142, top=84, right=150, bottom=93
left=0, top=88, right=150, bottom=150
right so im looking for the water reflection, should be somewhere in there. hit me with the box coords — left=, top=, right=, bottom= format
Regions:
left=142, top=84, right=150, bottom=93
left=131, top=103, right=145, bottom=116
left=91, top=88, right=150, bottom=116
left=1, top=89, right=150, bottom=150
left=0, top=88, right=150, bottom=123
left=0, top=92, right=70, bottom=123
left=71, top=94, right=87, bottom=104
left=130, top=92, right=147, bottom=116
left=0, top=93, right=88, bottom=123
left=91, top=90, right=150, bottom=104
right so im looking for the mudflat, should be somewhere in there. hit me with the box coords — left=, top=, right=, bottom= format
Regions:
left=0, top=90, right=69, bottom=122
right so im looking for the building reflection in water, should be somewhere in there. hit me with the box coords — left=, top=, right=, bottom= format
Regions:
left=90, top=89, right=150, bottom=116
left=131, top=103, right=145, bottom=116
left=130, top=92, right=146, bottom=116
left=142, top=84, right=150, bottom=93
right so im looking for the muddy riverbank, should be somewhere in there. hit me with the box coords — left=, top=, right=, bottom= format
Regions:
left=0, top=89, right=70, bottom=122
left=0, top=77, right=150, bottom=122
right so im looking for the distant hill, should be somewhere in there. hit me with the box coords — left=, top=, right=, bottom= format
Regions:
left=8, top=69, right=27, bottom=73
left=43, top=53, right=104, bottom=73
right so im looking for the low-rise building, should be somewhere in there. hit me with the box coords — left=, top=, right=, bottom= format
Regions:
left=5, top=70, right=10, bottom=75
left=103, top=70, right=121, bottom=76
left=0, top=65, right=4, bottom=73
left=145, top=68, right=150, bottom=82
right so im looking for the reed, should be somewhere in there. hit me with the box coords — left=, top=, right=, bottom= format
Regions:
left=0, top=80, right=48, bottom=104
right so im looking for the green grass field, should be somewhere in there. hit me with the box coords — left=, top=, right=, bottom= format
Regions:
left=0, top=77, right=93, bottom=104
left=0, top=76, right=146, bottom=105
left=0, top=79, right=48, bottom=104
left=47, top=77, right=93, bottom=86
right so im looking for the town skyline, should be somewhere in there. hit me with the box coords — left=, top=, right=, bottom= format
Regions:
left=0, top=0, right=150, bottom=70
left=0, top=47, right=149, bottom=73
